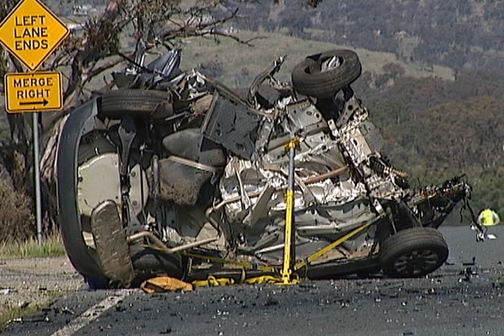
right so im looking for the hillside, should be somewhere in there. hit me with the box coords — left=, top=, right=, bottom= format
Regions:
left=228, top=0, right=504, bottom=74
left=177, top=31, right=504, bottom=215
left=1, top=0, right=503, bottom=217
left=178, top=30, right=454, bottom=88
left=210, top=0, right=504, bottom=214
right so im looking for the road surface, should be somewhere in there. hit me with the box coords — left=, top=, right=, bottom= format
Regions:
left=2, top=225, right=503, bottom=336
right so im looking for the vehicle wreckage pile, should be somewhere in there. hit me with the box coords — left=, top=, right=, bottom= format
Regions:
left=56, top=48, right=487, bottom=288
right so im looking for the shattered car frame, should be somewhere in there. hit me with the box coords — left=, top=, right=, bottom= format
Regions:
left=56, top=47, right=485, bottom=288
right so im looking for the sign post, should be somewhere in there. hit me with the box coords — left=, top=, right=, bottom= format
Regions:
left=0, top=0, right=69, bottom=244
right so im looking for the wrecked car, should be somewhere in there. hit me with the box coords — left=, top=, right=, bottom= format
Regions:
left=56, top=48, right=484, bottom=288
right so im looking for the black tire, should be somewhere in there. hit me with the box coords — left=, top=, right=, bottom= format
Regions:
left=291, top=49, right=362, bottom=99
left=130, top=246, right=185, bottom=280
left=379, top=227, right=448, bottom=278
left=99, top=89, right=173, bottom=119
left=59, top=96, right=186, bottom=288
left=58, top=99, right=109, bottom=285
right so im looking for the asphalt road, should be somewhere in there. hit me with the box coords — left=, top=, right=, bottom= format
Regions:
left=2, top=225, right=504, bottom=336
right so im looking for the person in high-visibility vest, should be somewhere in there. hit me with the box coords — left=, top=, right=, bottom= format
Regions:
left=478, top=208, right=501, bottom=226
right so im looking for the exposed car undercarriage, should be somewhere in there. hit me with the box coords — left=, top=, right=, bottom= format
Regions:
left=56, top=48, right=486, bottom=288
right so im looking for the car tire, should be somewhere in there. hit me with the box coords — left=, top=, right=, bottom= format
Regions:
left=379, top=227, right=448, bottom=278
left=130, top=246, right=185, bottom=283
left=291, top=49, right=362, bottom=99
left=99, top=89, right=173, bottom=119
left=58, top=99, right=110, bottom=286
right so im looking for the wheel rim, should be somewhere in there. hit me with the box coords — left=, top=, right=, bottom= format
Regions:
left=321, top=56, right=342, bottom=72
left=392, top=248, right=441, bottom=276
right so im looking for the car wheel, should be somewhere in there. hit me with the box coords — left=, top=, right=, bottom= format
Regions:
left=291, top=49, right=362, bottom=99
left=58, top=99, right=110, bottom=286
left=379, top=227, right=448, bottom=278
left=99, top=89, right=173, bottom=119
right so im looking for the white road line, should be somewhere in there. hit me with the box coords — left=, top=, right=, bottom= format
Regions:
left=51, top=290, right=133, bottom=336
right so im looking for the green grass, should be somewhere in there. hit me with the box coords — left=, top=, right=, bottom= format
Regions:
left=0, top=304, right=49, bottom=331
left=0, top=233, right=66, bottom=259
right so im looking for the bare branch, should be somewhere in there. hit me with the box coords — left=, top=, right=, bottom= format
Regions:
left=158, top=5, right=259, bottom=46
left=83, top=57, right=124, bottom=87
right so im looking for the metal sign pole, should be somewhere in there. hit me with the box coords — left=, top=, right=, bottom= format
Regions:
left=33, top=112, right=42, bottom=244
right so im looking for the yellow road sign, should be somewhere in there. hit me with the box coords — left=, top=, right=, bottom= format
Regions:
left=0, top=0, right=69, bottom=71
left=4, top=71, right=63, bottom=113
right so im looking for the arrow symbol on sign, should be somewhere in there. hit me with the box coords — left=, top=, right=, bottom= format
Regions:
left=19, top=99, right=49, bottom=106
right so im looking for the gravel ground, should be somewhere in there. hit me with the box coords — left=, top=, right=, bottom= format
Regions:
left=3, top=257, right=504, bottom=336
left=0, top=256, right=84, bottom=316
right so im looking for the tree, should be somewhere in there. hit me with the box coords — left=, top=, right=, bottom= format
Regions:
left=0, top=0, right=257, bottom=235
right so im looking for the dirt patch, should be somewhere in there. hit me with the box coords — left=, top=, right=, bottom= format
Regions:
left=0, top=257, right=84, bottom=315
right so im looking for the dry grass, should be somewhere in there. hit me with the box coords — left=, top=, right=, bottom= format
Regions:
left=178, top=30, right=454, bottom=88
left=0, top=180, right=35, bottom=243
left=0, top=233, right=68, bottom=331
left=0, top=233, right=66, bottom=260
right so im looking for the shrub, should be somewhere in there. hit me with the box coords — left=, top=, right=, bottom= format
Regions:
left=0, top=179, right=35, bottom=242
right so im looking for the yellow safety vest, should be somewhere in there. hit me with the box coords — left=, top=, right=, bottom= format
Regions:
left=479, top=209, right=500, bottom=226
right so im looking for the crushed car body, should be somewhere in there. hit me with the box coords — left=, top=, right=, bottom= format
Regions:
left=56, top=48, right=487, bottom=288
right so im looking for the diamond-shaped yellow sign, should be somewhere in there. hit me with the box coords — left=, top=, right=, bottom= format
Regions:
left=0, top=0, right=69, bottom=71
